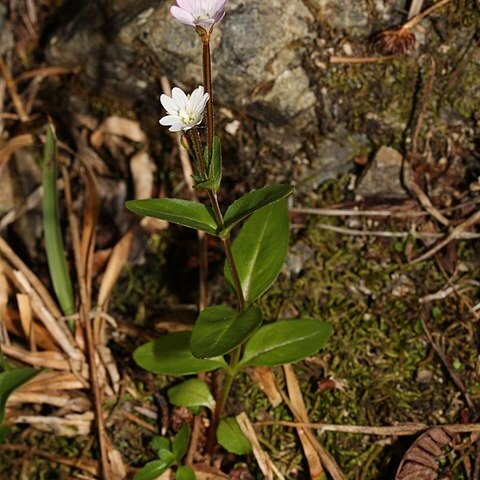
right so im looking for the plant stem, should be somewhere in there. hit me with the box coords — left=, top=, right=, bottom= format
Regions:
left=206, top=189, right=245, bottom=311
left=197, top=27, right=246, bottom=455
left=188, top=128, right=206, bottom=177
left=206, top=346, right=242, bottom=454
left=201, top=35, right=214, bottom=158
left=203, top=189, right=245, bottom=454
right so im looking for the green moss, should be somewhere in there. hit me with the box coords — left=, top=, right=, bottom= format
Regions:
left=230, top=178, right=480, bottom=478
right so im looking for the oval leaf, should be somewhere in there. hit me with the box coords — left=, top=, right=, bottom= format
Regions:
left=172, top=424, right=190, bottom=461
left=133, top=332, right=226, bottom=376
left=168, top=379, right=215, bottom=411
left=133, top=460, right=171, bottom=480
left=224, top=199, right=290, bottom=305
left=239, top=319, right=332, bottom=368
left=221, top=185, right=294, bottom=238
left=151, top=436, right=170, bottom=456
left=176, top=465, right=196, bottom=480
left=217, top=417, right=252, bottom=455
left=125, top=198, right=218, bottom=235
left=191, top=305, right=262, bottom=359
left=42, top=124, right=75, bottom=316
left=0, top=368, right=40, bottom=424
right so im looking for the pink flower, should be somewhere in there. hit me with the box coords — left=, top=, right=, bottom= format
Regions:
left=160, top=86, right=210, bottom=132
left=170, top=0, right=227, bottom=29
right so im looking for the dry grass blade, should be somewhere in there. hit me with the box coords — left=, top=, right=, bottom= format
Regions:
left=79, top=160, right=100, bottom=303
left=108, top=447, right=127, bottom=479
left=62, top=167, right=111, bottom=478
left=10, top=412, right=94, bottom=436
left=0, top=264, right=8, bottom=337
left=96, top=228, right=133, bottom=353
left=236, top=412, right=285, bottom=480
left=249, top=367, right=282, bottom=407
left=0, top=237, right=62, bottom=319
left=395, top=427, right=455, bottom=479
left=14, top=65, right=80, bottom=83
left=12, top=270, right=81, bottom=360
left=97, top=229, right=134, bottom=311
left=278, top=388, right=347, bottom=480
left=8, top=391, right=71, bottom=407
left=284, top=365, right=325, bottom=479
left=0, top=57, right=28, bottom=122
left=4, top=305, right=59, bottom=351
left=0, top=134, right=34, bottom=175
left=0, top=344, right=83, bottom=371
left=19, top=371, right=87, bottom=391
left=16, top=293, right=35, bottom=351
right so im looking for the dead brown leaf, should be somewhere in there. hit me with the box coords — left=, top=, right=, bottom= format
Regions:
left=395, top=427, right=455, bottom=479
left=90, top=116, right=147, bottom=149
left=284, top=365, right=325, bottom=480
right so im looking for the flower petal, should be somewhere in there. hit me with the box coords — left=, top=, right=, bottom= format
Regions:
left=170, top=6, right=195, bottom=25
left=172, top=87, right=189, bottom=110
left=160, top=94, right=179, bottom=115
left=176, top=0, right=195, bottom=11
left=169, top=123, right=185, bottom=132
left=159, top=114, right=179, bottom=126
left=189, top=86, right=204, bottom=110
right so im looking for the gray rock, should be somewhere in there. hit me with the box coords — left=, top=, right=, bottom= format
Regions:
left=309, top=0, right=408, bottom=36
left=298, top=126, right=368, bottom=191
left=355, top=146, right=409, bottom=199
left=48, top=0, right=316, bottom=129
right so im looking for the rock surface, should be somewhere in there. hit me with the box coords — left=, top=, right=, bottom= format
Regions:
left=45, top=0, right=480, bottom=195
left=355, top=146, right=408, bottom=199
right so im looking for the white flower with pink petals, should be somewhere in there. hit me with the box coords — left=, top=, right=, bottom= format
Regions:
left=170, top=0, right=227, bottom=29
left=160, top=86, right=210, bottom=132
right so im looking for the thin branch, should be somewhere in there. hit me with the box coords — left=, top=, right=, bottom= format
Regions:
left=329, top=55, right=397, bottom=64
left=313, top=222, right=480, bottom=240
left=411, top=210, right=480, bottom=264
left=255, top=420, right=480, bottom=436
left=0, top=57, right=28, bottom=122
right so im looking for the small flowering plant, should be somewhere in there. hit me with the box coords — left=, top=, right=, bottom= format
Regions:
left=126, top=0, right=331, bottom=470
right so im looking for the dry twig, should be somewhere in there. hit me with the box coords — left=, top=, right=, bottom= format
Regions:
left=0, top=57, right=28, bottom=122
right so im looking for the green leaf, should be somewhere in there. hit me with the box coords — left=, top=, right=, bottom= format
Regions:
left=210, top=136, right=222, bottom=192
left=151, top=436, right=171, bottom=456
left=133, top=460, right=171, bottom=480
left=191, top=305, right=262, bottom=359
left=224, top=199, right=290, bottom=305
left=172, top=424, right=190, bottom=461
left=42, top=124, right=75, bottom=316
left=125, top=198, right=218, bottom=235
left=133, top=332, right=227, bottom=376
left=176, top=465, right=196, bottom=480
left=194, top=177, right=215, bottom=190
left=217, top=417, right=252, bottom=455
left=221, top=185, right=294, bottom=238
left=158, top=449, right=176, bottom=464
left=167, top=379, right=215, bottom=411
left=239, top=319, right=332, bottom=368
left=0, top=368, right=40, bottom=424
